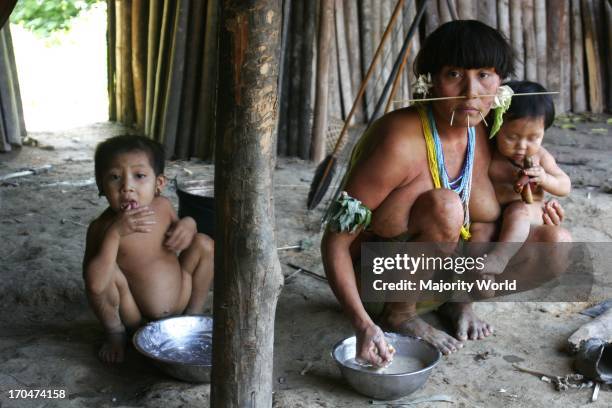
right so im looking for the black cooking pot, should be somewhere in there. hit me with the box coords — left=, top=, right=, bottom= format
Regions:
left=175, top=179, right=215, bottom=239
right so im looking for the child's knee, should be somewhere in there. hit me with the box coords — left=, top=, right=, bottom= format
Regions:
left=503, top=202, right=529, bottom=220
left=192, top=233, right=214, bottom=258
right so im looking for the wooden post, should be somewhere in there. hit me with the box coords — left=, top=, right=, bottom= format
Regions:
left=144, top=0, right=162, bottom=135
left=298, top=0, right=316, bottom=159
left=0, top=28, right=19, bottom=146
left=4, top=25, right=25, bottom=137
left=116, top=0, right=135, bottom=125
left=570, top=0, right=586, bottom=111
left=344, top=0, right=364, bottom=122
left=107, top=0, right=117, bottom=121
left=335, top=0, right=353, bottom=122
left=457, top=0, right=475, bottom=19
left=560, top=0, right=571, bottom=112
left=211, top=1, right=283, bottom=406
left=276, top=0, right=292, bottom=156
left=438, top=0, right=452, bottom=24
left=178, top=0, right=205, bottom=158
left=522, top=0, right=536, bottom=81
left=605, top=0, right=612, bottom=110
left=194, top=0, right=220, bottom=159
left=131, top=0, right=148, bottom=131
left=359, top=0, right=374, bottom=119
left=287, top=0, right=303, bottom=156
left=534, top=0, right=547, bottom=85
left=150, top=0, right=174, bottom=142
left=509, top=0, right=523, bottom=79
left=424, top=0, right=439, bottom=38
left=581, top=0, right=603, bottom=113
left=497, top=0, right=510, bottom=42
left=478, top=0, right=497, bottom=28
left=311, top=0, right=334, bottom=163
left=160, top=0, right=189, bottom=157
left=547, top=0, right=565, bottom=112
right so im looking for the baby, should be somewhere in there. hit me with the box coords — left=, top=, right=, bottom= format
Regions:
left=83, top=135, right=214, bottom=363
left=485, top=81, right=571, bottom=278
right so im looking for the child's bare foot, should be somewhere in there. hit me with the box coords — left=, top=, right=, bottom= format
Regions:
left=438, top=302, right=494, bottom=341
left=99, top=331, right=126, bottom=363
left=381, top=310, right=464, bottom=355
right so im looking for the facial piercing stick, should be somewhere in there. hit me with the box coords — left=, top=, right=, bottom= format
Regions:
left=450, top=110, right=455, bottom=126
left=395, top=91, right=559, bottom=104
left=479, top=111, right=488, bottom=126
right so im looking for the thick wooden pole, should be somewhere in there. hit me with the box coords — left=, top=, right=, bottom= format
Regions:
left=359, top=0, right=374, bottom=119
left=195, top=0, right=220, bottom=159
left=131, top=0, right=148, bottom=131
left=107, top=0, right=117, bottom=121
left=534, top=0, right=547, bottom=85
left=509, top=0, right=523, bottom=79
left=547, top=0, right=566, bottom=112
left=570, top=0, right=586, bottom=111
left=522, top=0, right=536, bottom=81
left=116, top=0, right=135, bottom=125
left=311, top=0, right=334, bottom=163
left=211, top=1, right=283, bottom=406
left=298, top=0, right=316, bottom=158
left=344, top=0, right=363, bottom=122
left=478, top=0, right=497, bottom=28
left=497, top=0, right=510, bottom=42
left=335, top=0, right=353, bottom=122
left=144, top=0, right=162, bottom=135
left=287, top=0, right=303, bottom=156
left=581, top=0, right=603, bottom=113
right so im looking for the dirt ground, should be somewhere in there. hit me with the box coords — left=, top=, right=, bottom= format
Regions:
left=0, top=116, right=611, bottom=408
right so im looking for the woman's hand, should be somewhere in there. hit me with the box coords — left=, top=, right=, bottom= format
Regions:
left=164, top=217, right=197, bottom=251
left=355, top=324, right=395, bottom=367
left=542, top=199, right=564, bottom=225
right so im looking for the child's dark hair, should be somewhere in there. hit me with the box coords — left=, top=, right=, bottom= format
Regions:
left=415, top=20, right=515, bottom=79
left=504, top=81, right=555, bottom=129
left=94, top=135, right=165, bottom=195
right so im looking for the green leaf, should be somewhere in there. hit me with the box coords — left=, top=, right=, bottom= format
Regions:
left=561, top=124, right=576, bottom=130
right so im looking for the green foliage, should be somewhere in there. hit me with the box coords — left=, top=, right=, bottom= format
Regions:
left=10, top=0, right=102, bottom=37
left=328, top=191, right=372, bottom=234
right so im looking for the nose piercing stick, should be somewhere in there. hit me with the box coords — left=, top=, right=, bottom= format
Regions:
left=450, top=110, right=455, bottom=126
left=479, top=110, right=488, bottom=126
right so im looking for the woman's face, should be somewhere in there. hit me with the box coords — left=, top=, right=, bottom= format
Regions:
left=430, top=66, right=501, bottom=128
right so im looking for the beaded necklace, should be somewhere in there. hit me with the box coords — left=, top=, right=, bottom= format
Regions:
left=419, top=105, right=475, bottom=240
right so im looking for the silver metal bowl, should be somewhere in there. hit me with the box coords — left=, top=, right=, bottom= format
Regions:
left=332, top=333, right=441, bottom=400
left=133, top=315, right=213, bottom=383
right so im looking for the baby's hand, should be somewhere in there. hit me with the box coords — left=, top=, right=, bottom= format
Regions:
left=542, top=199, right=564, bottom=226
left=164, top=217, right=197, bottom=252
left=112, top=206, right=156, bottom=237
left=522, top=165, right=548, bottom=187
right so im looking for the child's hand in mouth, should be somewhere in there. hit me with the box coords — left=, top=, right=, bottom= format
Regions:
left=120, top=201, right=139, bottom=211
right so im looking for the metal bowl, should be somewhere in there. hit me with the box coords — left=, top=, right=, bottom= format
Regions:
left=133, top=315, right=213, bottom=383
left=332, top=333, right=441, bottom=400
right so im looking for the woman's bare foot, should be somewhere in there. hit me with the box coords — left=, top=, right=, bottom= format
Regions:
left=381, top=309, right=464, bottom=355
left=438, top=302, right=494, bottom=341
left=99, top=331, right=126, bottom=363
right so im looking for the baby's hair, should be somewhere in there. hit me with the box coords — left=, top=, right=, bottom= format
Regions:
left=94, top=135, right=165, bottom=195
left=414, top=20, right=515, bottom=79
left=504, top=80, right=555, bottom=129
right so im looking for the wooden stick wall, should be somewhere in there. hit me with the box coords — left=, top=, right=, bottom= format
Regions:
left=108, top=0, right=610, bottom=160
left=108, top=0, right=219, bottom=160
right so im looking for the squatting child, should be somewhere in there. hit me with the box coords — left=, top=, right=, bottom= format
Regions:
left=83, top=135, right=214, bottom=363
left=485, top=81, right=571, bottom=276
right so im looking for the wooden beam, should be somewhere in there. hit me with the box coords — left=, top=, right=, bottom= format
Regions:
left=570, top=0, right=586, bottom=111
left=534, top=0, right=547, bottom=85
left=311, top=0, right=334, bottom=163
left=211, top=1, right=283, bottom=405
